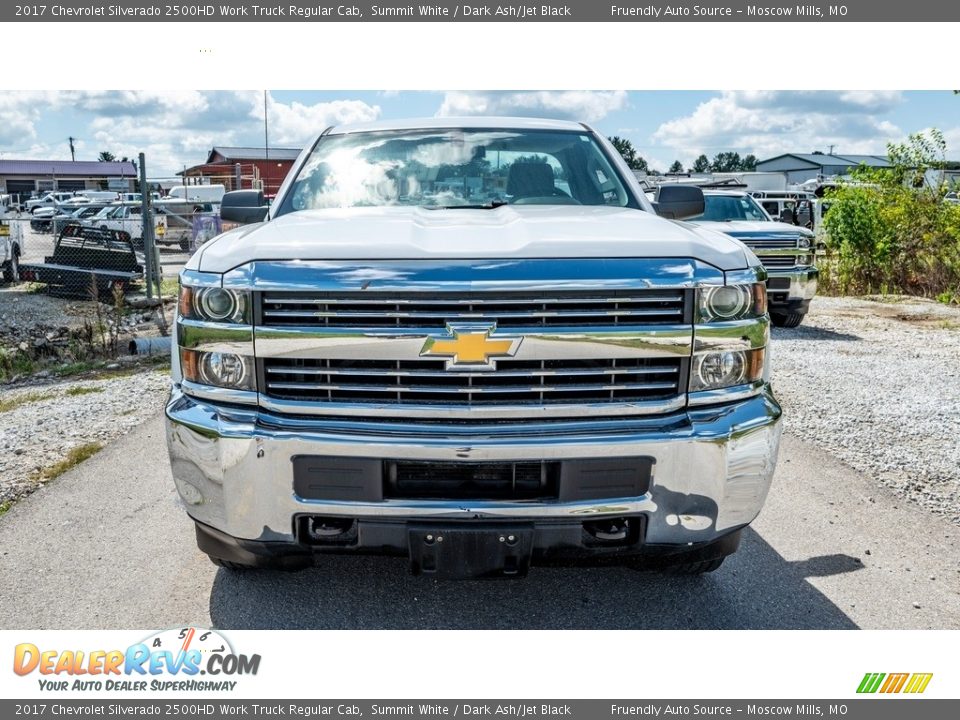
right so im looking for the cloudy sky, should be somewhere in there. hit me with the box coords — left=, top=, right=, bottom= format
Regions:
left=0, top=90, right=956, bottom=177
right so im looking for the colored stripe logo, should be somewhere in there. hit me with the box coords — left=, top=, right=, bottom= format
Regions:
left=857, top=672, right=933, bottom=694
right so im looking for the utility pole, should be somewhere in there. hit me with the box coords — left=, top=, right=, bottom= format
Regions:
left=68, top=137, right=76, bottom=161
left=138, top=152, right=158, bottom=300
left=828, top=144, right=836, bottom=155
left=263, top=90, right=269, bottom=161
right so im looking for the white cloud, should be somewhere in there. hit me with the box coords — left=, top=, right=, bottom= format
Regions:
left=652, top=91, right=905, bottom=165
left=437, top=91, right=628, bottom=123
left=0, top=90, right=381, bottom=176
left=258, top=97, right=381, bottom=145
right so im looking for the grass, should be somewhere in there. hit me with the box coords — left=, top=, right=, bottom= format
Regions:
left=65, top=386, right=103, bottom=397
left=159, top=277, right=180, bottom=298
left=0, top=390, right=56, bottom=414
left=0, top=351, right=36, bottom=382
left=0, top=500, right=11, bottom=517
left=52, top=355, right=170, bottom=380
left=38, top=442, right=104, bottom=481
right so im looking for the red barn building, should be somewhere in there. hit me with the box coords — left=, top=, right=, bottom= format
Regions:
left=180, top=146, right=302, bottom=196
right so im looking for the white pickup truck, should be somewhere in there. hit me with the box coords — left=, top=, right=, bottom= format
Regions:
left=0, top=220, right=23, bottom=282
left=24, top=192, right=77, bottom=214
left=83, top=202, right=167, bottom=247
left=166, top=117, right=782, bottom=578
left=0, top=217, right=24, bottom=282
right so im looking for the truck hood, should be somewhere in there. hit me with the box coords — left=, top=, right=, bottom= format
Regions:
left=691, top=219, right=816, bottom=238
left=192, top=206, right=752, bottom=274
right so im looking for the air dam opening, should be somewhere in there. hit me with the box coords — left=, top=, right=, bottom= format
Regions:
left=387, top=460, right=559, bottom=500
left=291, top=457, right=654, bottom=503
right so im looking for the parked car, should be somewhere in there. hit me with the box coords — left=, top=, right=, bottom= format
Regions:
left=24, top=192, right=78, bottom=214
left=50, top=203, right=111, bottom=235
left=75, top=190, right=120, bottom=203
left=83, top=201, right=167, bottom=247
left=687, top=190, right=818, bottom=328
left=166, top=184, right=226, bottom=203
left=166, top=117, right=783, bottom=578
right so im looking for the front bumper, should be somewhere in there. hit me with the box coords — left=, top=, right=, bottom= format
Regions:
left=764, top=266, right=818, bottom=313
left=165, top=386, right=782, bottom=555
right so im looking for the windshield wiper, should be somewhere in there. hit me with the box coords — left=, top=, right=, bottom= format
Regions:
left=422, top=200, right=510, bottom=210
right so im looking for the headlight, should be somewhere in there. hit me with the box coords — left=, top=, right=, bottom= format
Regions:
left=798, top=236, right=812, bottom=249
left=180, top=349, right=255, bottom=391
left=796, top=254, right=813, bottom=266
left=689, top=348, right=765, bottom=392
left=698, top=283, right=766, bottom=321
left=179, top=285, right=249, bottom=324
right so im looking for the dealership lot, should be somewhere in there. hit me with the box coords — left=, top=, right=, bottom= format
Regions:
left=0, top=297, right=958, bottom=629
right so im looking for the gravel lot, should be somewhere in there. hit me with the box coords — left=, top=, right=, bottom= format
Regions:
left=1, top=293, right=959, bottom=525
left=774, top=295, right=960, bottom=523
left=0, top=368, right=170, bottom=506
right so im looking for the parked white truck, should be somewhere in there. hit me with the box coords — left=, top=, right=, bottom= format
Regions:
left=688, top=190, right=818, bottom=328
left=0, top=217, right=24, bottom=281
left=166, top=117, right=783, bottom=578
left=83, top=202, right=167, bottom=247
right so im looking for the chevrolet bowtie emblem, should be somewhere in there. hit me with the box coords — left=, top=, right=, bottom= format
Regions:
left=420, top=324, right=522, bottom=370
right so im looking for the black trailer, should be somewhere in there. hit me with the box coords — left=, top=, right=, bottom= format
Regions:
left=18, top=224, right=143, bottom=297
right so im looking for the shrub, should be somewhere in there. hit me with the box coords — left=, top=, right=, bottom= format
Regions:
left=823, top=129, right=960, bottom=302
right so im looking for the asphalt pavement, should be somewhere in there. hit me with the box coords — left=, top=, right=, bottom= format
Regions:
left=0, top=414, right=957, bottom=630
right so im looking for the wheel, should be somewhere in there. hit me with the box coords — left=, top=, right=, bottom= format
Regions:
left=771, top=311, right=804, bottom=328
left=663, top=557, right=725, bottom=575
left=2, top=248, right=19, bottom=283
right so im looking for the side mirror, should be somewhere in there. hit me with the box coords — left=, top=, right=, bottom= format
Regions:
left=779, top=208, right=795, bottom=225
left=653, top=185, right=704, bottom=220
left=220, top=190, right=268, bottom=224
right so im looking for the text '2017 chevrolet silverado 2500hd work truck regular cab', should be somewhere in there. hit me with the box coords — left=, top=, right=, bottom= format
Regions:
left=166, top=118, right=783, bottom=579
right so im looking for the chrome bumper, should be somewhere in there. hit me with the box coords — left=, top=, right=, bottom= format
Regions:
left=165, top=386, right=783, bottom=548
left=765, top=266, right=818, bottom=304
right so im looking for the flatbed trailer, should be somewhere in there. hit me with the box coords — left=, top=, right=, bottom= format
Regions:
left=18, top=224, right=143, bottom=297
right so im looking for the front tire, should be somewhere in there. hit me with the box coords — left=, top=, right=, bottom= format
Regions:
left=2, top=248, right=19, bottom=283
left=771, top=311, right=804, bottom=328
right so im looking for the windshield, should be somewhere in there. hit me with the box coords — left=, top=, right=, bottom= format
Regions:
left=279, top=128, right=634, bottom=213
left=93, top=206, right=118, bottom=219
left=691, top=194, right=771, bottom=222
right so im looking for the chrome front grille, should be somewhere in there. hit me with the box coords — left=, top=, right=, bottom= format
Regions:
left=261, top=357, right=684, bottom=406
left=758, top=255, right=803, bottom=269
left=737, top=237, right=801, bottom=251
left=259, top=290, right=687, bottom=328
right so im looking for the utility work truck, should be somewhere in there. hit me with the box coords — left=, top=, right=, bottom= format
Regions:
left=166, top=117, right=783, bottom=579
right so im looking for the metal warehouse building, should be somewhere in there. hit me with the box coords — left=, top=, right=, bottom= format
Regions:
left=180, top=146, right=302, bottom=195
left=755, top=153, right=893, bottom=184
left=0, top=159, right=137, bottom=197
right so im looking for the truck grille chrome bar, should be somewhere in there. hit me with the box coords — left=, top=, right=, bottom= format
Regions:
left=260, top=290, right=687, bottom=328
left=262, top=357, right=683, bottom=406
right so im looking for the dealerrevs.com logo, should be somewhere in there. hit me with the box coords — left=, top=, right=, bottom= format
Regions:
left=857, top=672, right=933, bottom=694
left=13, top=627, right=260, bottom=692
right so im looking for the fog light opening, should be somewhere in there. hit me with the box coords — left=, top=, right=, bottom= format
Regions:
left=583, top=517, right=637, bottom=546
left=300, top=516, right=358, bottom=546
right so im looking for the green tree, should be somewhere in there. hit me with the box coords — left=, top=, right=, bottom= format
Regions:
left=823, top=129, right=960, bottom=301
left=668, top=160, right=684, bottom=173
left=742, top=154, right=758, bottom=171
left=711, top=152, right=743, bottom=172
left=691, top=154, right=710, bottom=173
left=97, top=151, right=116, bottom=162
left=608, top=136, right=649, bottom=172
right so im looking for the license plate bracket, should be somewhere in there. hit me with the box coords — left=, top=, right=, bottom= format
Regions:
left=408, top=524, right=534, bottom=579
